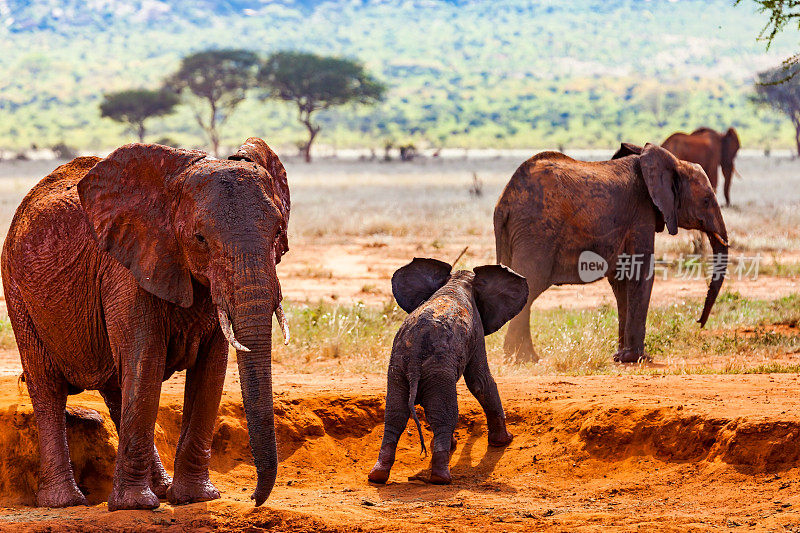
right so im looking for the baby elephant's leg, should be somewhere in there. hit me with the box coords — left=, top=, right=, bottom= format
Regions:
left=420, top=376, right=458, bottom=484
left=464, top=357, right=513, bottom=447
left=368, top=367, right=409, bottom=484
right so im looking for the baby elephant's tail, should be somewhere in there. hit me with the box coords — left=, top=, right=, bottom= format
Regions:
left=408, top=375, right=427, bottom=456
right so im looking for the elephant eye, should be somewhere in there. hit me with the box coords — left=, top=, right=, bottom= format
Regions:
left=194, top=233, right=207, bottom=245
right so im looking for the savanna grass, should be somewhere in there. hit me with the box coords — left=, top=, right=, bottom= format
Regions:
left=272, top=292, right=800, bottom=377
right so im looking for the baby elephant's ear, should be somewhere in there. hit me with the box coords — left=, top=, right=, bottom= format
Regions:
left=473, top=265, right=529, bottom=335
left=391, top=258, right=452, bottom=313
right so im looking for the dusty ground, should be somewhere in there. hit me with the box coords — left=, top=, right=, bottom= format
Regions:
left=0, top=154, right=798, bottom=531
left=4, top=369, right=800, bottom=531
left=277, top=237, right=800, bottom=308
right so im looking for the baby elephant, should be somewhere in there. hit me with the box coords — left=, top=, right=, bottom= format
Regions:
left=368, top=258, right=528, bottom=484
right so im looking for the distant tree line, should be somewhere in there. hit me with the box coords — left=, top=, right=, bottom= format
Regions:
left=96, top=13, right=800, bottom=161
left=100, top=49, right=385, bottom=160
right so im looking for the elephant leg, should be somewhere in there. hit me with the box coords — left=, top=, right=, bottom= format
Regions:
left=504, top=252, right=551, bottom=363
left=615, top=274, right=655, bottom=363
left=420, top=376, right=458, bottom=485
left=28, top=380, right=87, bottom=507
left=608, top=277, right=627, bottom=353
left=504, top=296, right=535, bottom=363
left=100, top=388, right=171, bottom=498
left=105, top=303, right=166, bottom=511
left=167, top=333, right=227, bottom=505
left=463, top=351, right=512, bottom=447
left=368, top=366, right=410, bottom=484
left=8, top=291, right=86, bottom=507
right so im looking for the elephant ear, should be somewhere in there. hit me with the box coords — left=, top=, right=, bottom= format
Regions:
left=472, top=265, right=529, bottom=335
left=611, top=142, right=642, bottom=160
left=391, top=258, right=452, bottom=313
left=229, top=137, right=290, bottom=262
left=722, top=128, right=740, bottom=165
left=639, top=143, right=679, bottom=235
left=77, top=143, right=206, bottom=307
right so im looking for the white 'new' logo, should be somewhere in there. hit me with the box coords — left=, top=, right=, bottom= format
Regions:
left=578, top=251, right=608, bottom=282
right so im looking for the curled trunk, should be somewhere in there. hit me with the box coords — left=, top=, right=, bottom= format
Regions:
left=698, top=230, right=728, bottom=327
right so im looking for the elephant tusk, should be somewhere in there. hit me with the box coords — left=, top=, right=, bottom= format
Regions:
left=217, top=307, right=251, bottom=352
left=275, top=303, right=290, bottom=345
left=712, top=233, right=728, bottom=247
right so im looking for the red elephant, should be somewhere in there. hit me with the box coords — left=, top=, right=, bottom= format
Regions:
left=661, top=127, right=740, bottom=206
left=2, top=139, right=290, bottom=510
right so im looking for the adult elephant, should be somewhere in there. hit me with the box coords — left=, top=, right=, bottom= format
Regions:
left=661, top=127, right=740, bottom=206
left=494, top=143, right=728, bottom=363
left=1, top=138, right=290, bottom=510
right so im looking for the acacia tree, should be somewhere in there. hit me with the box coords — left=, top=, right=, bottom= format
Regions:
left=259, top=51, right=386, bottom=162
left=753, top=65, right=800, bottom=155
left=737, top=0, right=800, bottom=78
left=99, top=89, right=178, bottom=142
left=166, top=49, right=260, bottom=156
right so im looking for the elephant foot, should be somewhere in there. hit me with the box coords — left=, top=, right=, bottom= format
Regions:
left=368, top=463, right=391, bottom=484
left=368, top=447, right=397, bottom=484
left=108, top=484, right=160, bottom=511
left=429, top=450, right=452, bottom=485
left=166, top=478, right=220, bottom=505
left=613, top=349, right=651, bottom=364
left=151, top=466, right=172, bottom=499
left=505, top=340, right=539, bottom=364
left=487, top=416, right=513, bottom=447
left=37, top=479, right=88, bottom=508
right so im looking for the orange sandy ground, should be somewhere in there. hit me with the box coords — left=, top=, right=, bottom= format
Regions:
left=0, top=241, right=799, bottom=531
left=3, top=367, right=800, bottom=532
left=276, top=239, right=800, bottom=308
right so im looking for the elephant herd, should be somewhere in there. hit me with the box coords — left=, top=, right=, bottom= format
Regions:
left=1, top=127, right=737, bottom=509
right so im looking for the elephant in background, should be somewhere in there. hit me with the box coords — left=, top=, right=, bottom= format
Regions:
left=2, top=138, right=290, bottom=510
left=661, top=127, right=740, bottom=206
left=368, top=258, right=527, bottom=485
left=495, top=143, right=728, bottom=364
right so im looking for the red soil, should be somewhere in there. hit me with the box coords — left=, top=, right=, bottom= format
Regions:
left=3, top=369, right=800, bottom=531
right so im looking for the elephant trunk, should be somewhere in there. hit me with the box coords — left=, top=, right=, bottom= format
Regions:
left=225, top=266, right=282, bottom=506
left=698, top=224, right=728, bottom=328
left=721, top=128, right=740, bottom=187
left=720, top=159, right=735, bottom=188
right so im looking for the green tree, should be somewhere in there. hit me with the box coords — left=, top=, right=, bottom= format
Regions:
left=737, top=0, right=800, bottom=78
left=752, top=65, right=800, bottom=154
left=259, top=51, right=386, bottom=162
left=99, top=89, right=178, bottom=142
left=166, top=49, right=260, bottom=156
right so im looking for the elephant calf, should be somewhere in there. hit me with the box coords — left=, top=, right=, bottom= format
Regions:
left=368, top=258, right=528, bottom=485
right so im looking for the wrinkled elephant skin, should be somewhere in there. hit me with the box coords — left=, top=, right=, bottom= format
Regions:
left=368, top=259, right=528, bottom=485
left=1, top=138, right=290, bottom=510
left=494, top=144, right=728, bottom=364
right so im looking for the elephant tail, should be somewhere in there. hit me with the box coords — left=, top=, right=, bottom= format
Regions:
left=407, top=373, right=427, bottom=456
left=493, top=206, right=512, bottom=266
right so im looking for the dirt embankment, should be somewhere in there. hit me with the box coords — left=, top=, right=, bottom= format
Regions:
left=2, top=373, right=800, bottom=531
